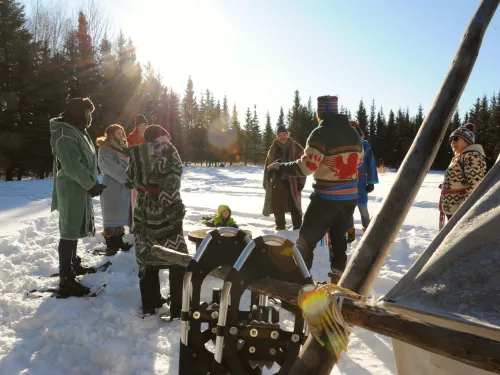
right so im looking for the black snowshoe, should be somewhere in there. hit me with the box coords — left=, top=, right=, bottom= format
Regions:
left=27, top=276, right=107, bottom=299
left=42, top=259, right=112, bottom=278
left=58, top=275, right=91, bottom=297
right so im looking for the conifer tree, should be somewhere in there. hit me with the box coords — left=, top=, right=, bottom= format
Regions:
left=276, top=106, right=285, bottom=130
left=181, top=76, right=197, bottom=161
left=355, top=100, right=369, bottom=135
left=230, top=104, right=242, bottom=164
left=242, top=107, right=253, bottom=165
left=385, top=110, right=396, bottom=166
left=288, top=90, right=301, bottom=140
left=251, top=104, right=262, bottom=163
left=0, top=0, right=37, bottom=180
left=368, top=99, right=376, bottom=141
left=263, top=111, right=274, bottom=152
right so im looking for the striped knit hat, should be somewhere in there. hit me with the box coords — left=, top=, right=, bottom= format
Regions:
left=450, top=123, right=475, bottom=145
left=317, top=95, right=339, bottom=117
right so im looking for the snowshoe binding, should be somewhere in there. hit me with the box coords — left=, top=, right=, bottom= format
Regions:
left=346, top=227, right=356, bottom=243
left=328, top=268, right=343, bottom=284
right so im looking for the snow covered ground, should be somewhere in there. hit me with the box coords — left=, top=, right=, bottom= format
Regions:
left=0, top=166, right=444, bottom=375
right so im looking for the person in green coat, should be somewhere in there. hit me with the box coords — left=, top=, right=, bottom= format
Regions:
left=50, top=98, right=106, bottom=297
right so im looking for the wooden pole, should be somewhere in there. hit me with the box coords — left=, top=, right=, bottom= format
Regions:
left=290, top=1, right=500, bottom=373
left=152, top=245, right=500, bottom=374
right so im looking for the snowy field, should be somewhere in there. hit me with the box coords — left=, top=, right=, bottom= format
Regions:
left=0, top=166, right=444, bottom=375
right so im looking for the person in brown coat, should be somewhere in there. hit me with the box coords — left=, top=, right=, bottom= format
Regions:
left=263, top=125, right=306, bottom=230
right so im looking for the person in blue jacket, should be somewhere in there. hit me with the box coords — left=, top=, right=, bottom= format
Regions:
left=346, top=120, right=378, bottom=242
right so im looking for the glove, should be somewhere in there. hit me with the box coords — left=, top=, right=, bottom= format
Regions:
left=88, top=182, right=106, bottom=197
left=147, top=183, right=159, bottom=196
left=267, top=169, right=281, bottom=184
left=162, top=145, right=173, bottom=159
left=366, top=184, right=374, bottom=193
left=125, top=181, right=133, bottom=189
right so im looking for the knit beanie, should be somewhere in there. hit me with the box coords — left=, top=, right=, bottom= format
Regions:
left=144, top=125, right=170, bottom=142
left=135, top=114, right=148, bottom=127
left=276, top=125, right=287, bottom=134
left=63, top=97, right=94, bottom=116
left=450, top=123, right=475, bottom=145
left=317, top=95, right=339, bottom=117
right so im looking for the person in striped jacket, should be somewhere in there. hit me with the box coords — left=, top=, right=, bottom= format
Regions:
left=267, top=95, right=363, bottom=282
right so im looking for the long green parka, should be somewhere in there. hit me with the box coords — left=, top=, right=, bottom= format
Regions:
left=50, top=119, right=98, bottom=240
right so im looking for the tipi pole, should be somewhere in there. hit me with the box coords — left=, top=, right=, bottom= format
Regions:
left=289, top=0, right=500, bottom=373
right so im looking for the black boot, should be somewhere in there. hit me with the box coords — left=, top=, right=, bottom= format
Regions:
left=119, top=235, right=133, bottom=252
left=104, top=236, right=119, bottom=256
left=59, top=273, right=91, bottom=297
left=72, top=256, right=96, bottom=276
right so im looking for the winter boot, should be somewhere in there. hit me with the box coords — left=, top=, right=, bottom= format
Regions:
left=59, top=273, right=91, bottom=297
left=72, top=256, right=96, bottom=276
left=346, top=227, right=356, bottom=243
left=104, top=236, right=119, bottom=256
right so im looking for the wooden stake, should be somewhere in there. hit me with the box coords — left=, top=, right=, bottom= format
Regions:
left=290, top=0, right=500, bottom=373
left=152, top=245, right=500, bottom=373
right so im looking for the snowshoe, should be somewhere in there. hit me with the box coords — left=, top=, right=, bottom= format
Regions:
left=58, top=275, right=91, bottom=297
left=43, top=260, right=112, bottom=278
left=27, top=282, right=107, bottom=299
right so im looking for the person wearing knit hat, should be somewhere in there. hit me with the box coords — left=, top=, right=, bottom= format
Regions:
left=262, top=124, right=305, bottom=230
left=317, top=95, right=339, bottom=117
left=439, top=122, right=486, bottom=229
left=49, top=97, right=106, bottom=297
left=267, top=95, right=363, bottom=283
left=126, top=123, right=186, bottom=318
left=127, top=114, right=148, bottom=147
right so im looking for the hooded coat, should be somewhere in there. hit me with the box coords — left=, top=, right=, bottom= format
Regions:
left=50, top=119, right=98, bottom=240
left=97, top=138, right=131, bottom=228
left=204, top=205, right=238, bottom=228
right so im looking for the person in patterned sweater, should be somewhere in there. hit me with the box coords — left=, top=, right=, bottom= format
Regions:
left=439, top=123, right=486, bottom=229
left=267, top=95, right=363, bottom=282
left=126, top=125, right=188, bottom=317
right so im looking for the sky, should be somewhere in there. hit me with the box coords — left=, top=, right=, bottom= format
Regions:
left=20, top=0, right=500, bottom=126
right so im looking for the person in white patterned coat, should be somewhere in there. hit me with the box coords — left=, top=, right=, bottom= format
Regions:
left=96, top=124, right=133, bottom=255
left=439, top=123, right=486, bottom=229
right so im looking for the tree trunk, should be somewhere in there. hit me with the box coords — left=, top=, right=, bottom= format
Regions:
left=151, top=245, right=500, bottom=374
left=290, top=1, right=500, bottom=373
left=5, top=165, right=14, bottom=181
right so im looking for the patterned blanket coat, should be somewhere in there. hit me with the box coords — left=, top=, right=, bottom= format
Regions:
left=440, top=143, right=486, bottom=217
left=126, top=141, right=188, bottom=268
